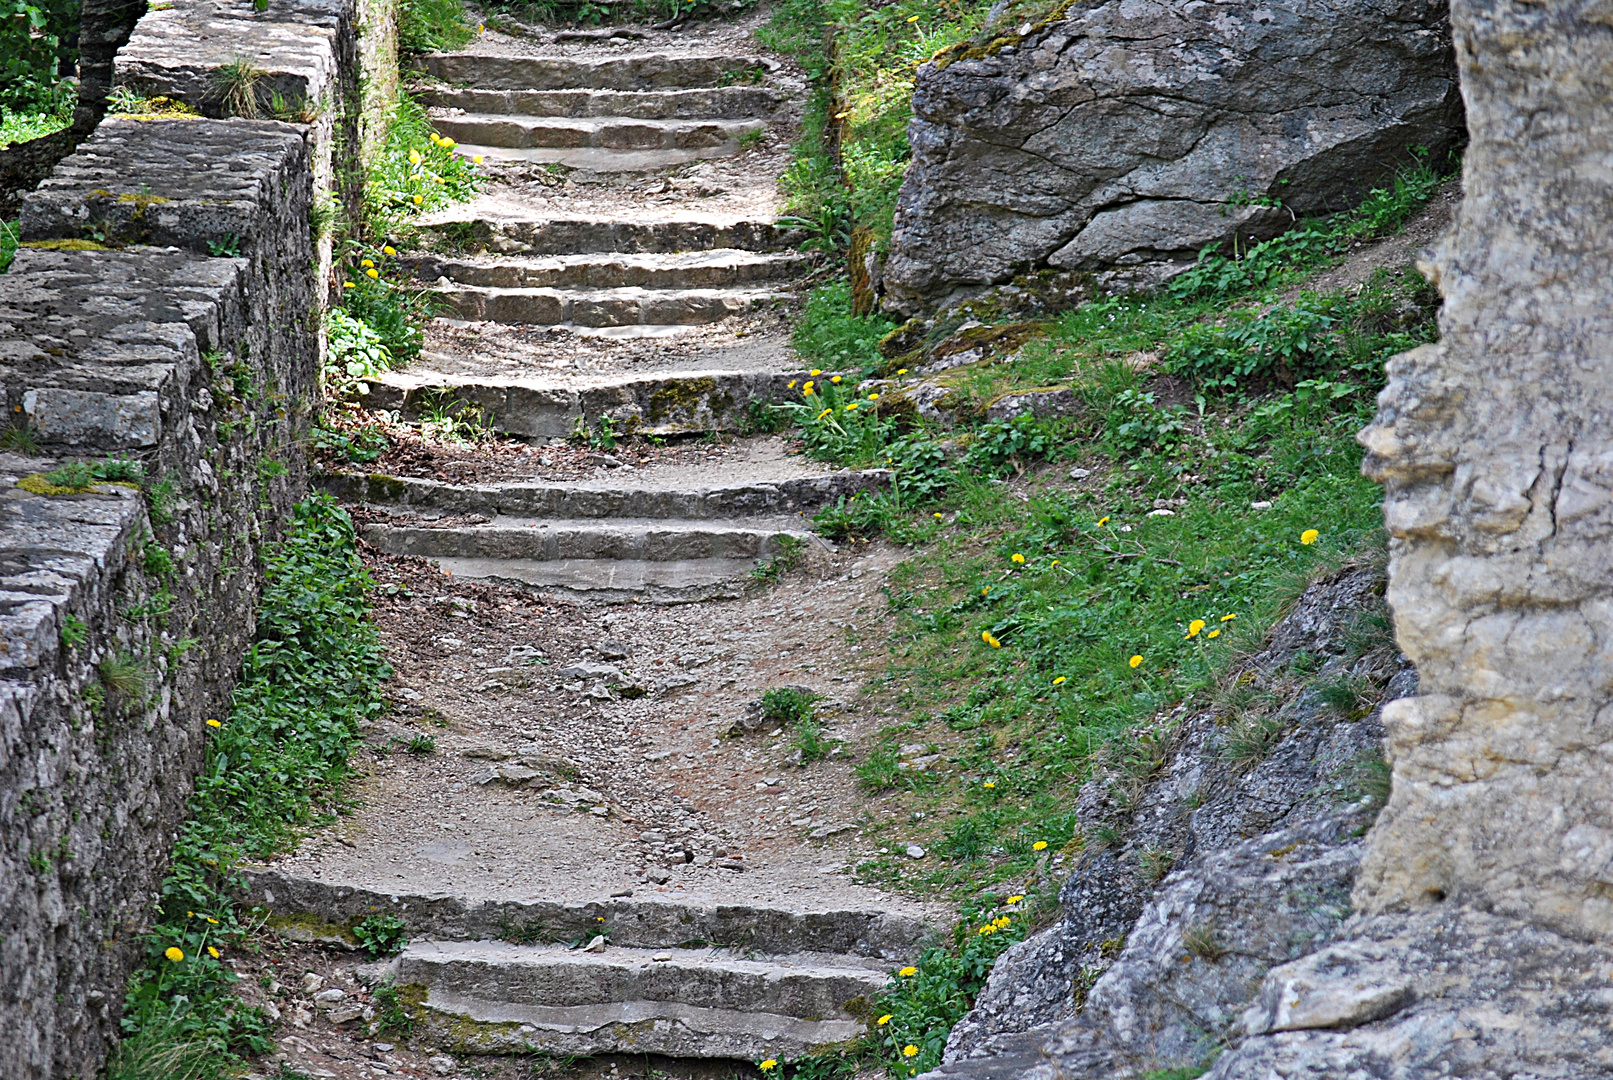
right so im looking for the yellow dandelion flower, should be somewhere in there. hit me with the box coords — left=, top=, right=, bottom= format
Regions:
left=1007, top=894, right=1025, bottom=904
left=978, top=924, right=994, bottom=935
left=934, top=512, right=944, bottom=519
left=1207, top=628, right=1221, bottom=638
left=817, top=408, right=832, bottom=420
left=899, top=966, right=918, bottom=977
left=1129, top=655, right=1143, bottom=668
left=206, top=917, right=218, bottom=924
left=343, top=281, right=355, bottom=289
left=366, top=268, right=379, bottom=279
left=473, top=154, right=484, bottom=164
left=206, top=718, right=221, bottom=728
left=1051, top=560, right=1060, bottom=567
left=903, top=1046, right=919, bottom=1058
left=1221, top=613, right=1237, bottom=621
left=383, top=245, right=396, bottom=256
left=981, top=631, right=1001, bottom=648
left=208, top=946, right=220, bottom=959
left=408, top=150, right=422, bottom=165
left=907, top=13, right=920, bottom=20
left=983, top=780, right=995, bottom=789
left=869, top=393, right=879, bottom=400
left=1098, top=516, right=1110, bottom=526
left=442, top=138, right=456, bottom=148
left=787, top=380, right=797, bottom=389
left=759, top=1061, right=778, bottom=1073
left=803, top=386, right=814, bottom=396
left=845, top=402, right=859, bottom=411
left=412, top=194, right=423, bottom=205
left=1301, top=528, right=1320, bottom=545
left=810, top=369, right=822, bottom=377
left=1187, top=619, right=1205, bottom=639
left=1011, top=553, right=1025, bottom=564
left=834, top=111, right=850, bottom=119
left=1052, top=676, right=1066, bottom=685
left=361, top=258, right=374, bottom=268
left=803, top=380, right=814, bottom=391
left=897, top=368, right=908, bottom=375
left=878, top=1014, right=893, bottom=1026
left=1033, top=840, right=1049, bottom=851
left=165, top=947, right=184, bottom=962
left=831, top=375, right=842, bottom=383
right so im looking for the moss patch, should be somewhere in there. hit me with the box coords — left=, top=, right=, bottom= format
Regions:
left=20, top=239, right=110, bottom=252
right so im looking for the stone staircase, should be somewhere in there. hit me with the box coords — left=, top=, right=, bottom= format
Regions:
left=268, top=28, right=925, bottom=1071
left=324, top=464, right=880, bottom=601
left=245, top=869, right=928, bottom=1060
left=362, top=39, right=815, bottom=437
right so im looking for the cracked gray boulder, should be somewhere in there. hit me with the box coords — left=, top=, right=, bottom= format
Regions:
left=881, top=0, right=1463, bottom=311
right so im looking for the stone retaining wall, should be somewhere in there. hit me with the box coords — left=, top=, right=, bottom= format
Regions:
left=0, top=0, right=393, bottom=1075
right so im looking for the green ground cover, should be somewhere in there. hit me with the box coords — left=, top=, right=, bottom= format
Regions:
left=108, top=498, right=390, bottom=1080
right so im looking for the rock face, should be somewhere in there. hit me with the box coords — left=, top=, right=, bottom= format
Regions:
left=936, top=564, right=1405, bottom=1076
left=881, top=0, right=1463, bottom=311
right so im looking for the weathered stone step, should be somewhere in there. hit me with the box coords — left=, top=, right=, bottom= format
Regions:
left=421, top=215, right=798, bottom=255
left=421, top=52, right=777, bottom=92
left=405, top=250, right=807, bottom=290
left=432, top=114, right=766, bottom=152
left=362, top=369, right=803, bottom=437
left=318, top=468, right=885, bottom=519
left=243, top=867, right=933, bottom=958
left=421, top=85, right=785, bottom=120
left=435, top=283, right=788, bottom=327
left=398, top=554, right=793, bottom=602
left=380, top=939, right=884, bottom=1058
left=360, top=516, right=809, bottom=563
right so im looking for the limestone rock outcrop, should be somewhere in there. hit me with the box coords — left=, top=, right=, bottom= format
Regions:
left=881, top=0, right=1463, bottom=311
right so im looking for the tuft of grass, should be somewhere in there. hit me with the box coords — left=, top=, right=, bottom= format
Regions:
left=1219, top=711, right=1288, bottom=772
left=99, top=652, right=149, bottom=701
left=1181, top=921, right=1225, bottom=962
left=399, top=0, right=473, bottom=53
left=407, top=734, right=436, bottom=754
left=210, top=57, right=263, bottom=118
left=1136, top=845, right=1175, bottom=886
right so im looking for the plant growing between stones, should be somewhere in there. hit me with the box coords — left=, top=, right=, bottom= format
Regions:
left=351, top=914, right=409, bottom=957
left=210, top=57, right=265, bottom=118
left=407, top=734, right=436, bottom=754
left=99, top=651, right=149, bottom=701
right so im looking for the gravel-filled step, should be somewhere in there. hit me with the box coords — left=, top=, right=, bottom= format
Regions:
left=431, top=114, right=766, bottom=152
left=361, top=516, right=812, bottom=562
left=435, top=283, right=790, bottom=326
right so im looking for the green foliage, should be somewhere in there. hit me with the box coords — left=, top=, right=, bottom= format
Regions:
left=407, top=733, right=436, bottom=754
left=763, top=686, right=820, bottom=727
left=366, top=95, right=483, bottom=237
left=338, top=244, right=434, bottom=363
left=0, top=0, right=72, bottom=116
left=872, top=898, right=1030, bottom=1077
left=210, top=57, right=264, bottom=119
left=352, top=914, right=410, bottom=957
left=399, top=0, right=472, bottom=53
left=371, top=981, right=417, bottom=1036
left=310, top=417, right=389, bottom=464
left=0, top=100, right=70, bottom=148
left=59, top=613, right=86, bottom=648
left=117, top=497, right=390, bottom=1073
left=793, top=281, right=897, bottom=370
left=0, top=218, right=17, bottom=273
left=325, top=306, right=395, bottom=397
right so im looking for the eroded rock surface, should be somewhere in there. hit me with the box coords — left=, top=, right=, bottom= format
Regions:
left=882, top=0, right=1463, bottom=311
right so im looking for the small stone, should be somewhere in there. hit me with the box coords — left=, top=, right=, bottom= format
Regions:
left=588, top=682, right=614, bottom=699
left=301, top=972, right=325, bottom=992
left=590, top=805, right=610, bottom=816
left=692, top=854, right=713, bottom=866
left=581, top=934, right=606, bottom=952
left=429, top=1055, right=456, bottom=1076
left=906, top=844, right=927, bottom=859
left=559, top=660, right=623, bottom=681
left=374, top=1043, right=395, bottom=1052
left=653, top=952, right=673, bottom=962
left=1069, top=467, right=1092, bottom=479
left=753, top=781, right=770, bottom=792
left=329, top=1005, right=364, bottom=1024
left=611, top=888, right=633, bottom=897
left=808, top=823, right=855, bottom=841
left=598, top=639, right=631, bottom=660
left=462, top=745, right=512, bottom=761
left=716, top=857, right=746, bottom=871
left=1147, top=508, right=1175, bottom=517
left=1250, top=500, right=1273, bottom=510
left=645, top=867, right=672, bottom=884
left=640, top=829, right=668, bottom=843
left=262, top=1001, right=282, bottom=1022
left=313, top=987, right=347, bottom=1003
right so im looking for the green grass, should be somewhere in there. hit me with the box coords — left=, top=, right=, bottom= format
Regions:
left=1, top=219, right=19, bottom=274
left=0, top=103, right=71, bottom=148
left=365, top=94, right=484, bottom=239
left=761, top=164, right=1445, bottom=1080
left=111, top=496, right=390, bottom=1077
left=399, top=0, right=474, bottom=52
